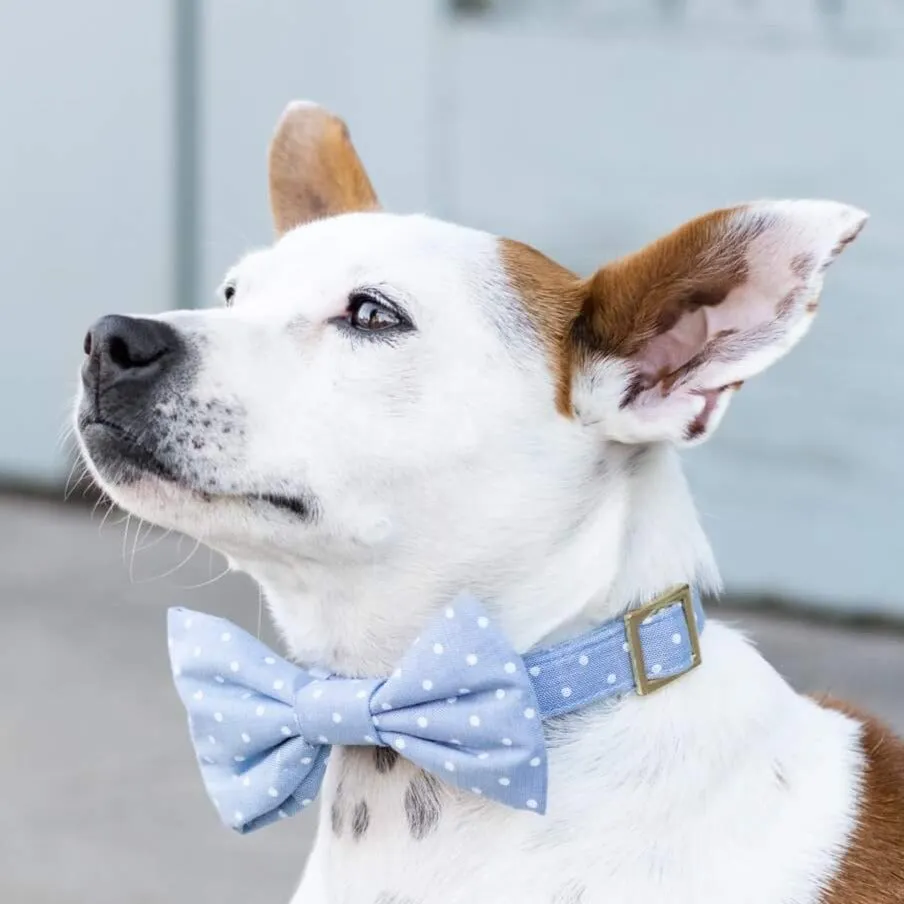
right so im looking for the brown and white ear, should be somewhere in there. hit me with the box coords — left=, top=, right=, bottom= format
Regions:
left=268, top=100, right=380, bottom=235
left=574, top=200, right=867, bottom=444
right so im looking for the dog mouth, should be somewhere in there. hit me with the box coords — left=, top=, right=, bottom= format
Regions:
left=78, top=417, right=312, bottom=519
left=79, top=417, right=182, bottom=482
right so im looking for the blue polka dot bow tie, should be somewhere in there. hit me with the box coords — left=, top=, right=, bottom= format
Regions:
left=168, top=586, right=704, bottom=833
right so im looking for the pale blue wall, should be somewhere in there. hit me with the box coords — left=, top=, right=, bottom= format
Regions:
left=0, top=0, right=174, bottom=482
left=1, top=0, right=900, bottom=615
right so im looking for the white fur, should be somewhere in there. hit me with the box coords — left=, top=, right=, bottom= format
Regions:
left=75, top=203, right=868, bottom=904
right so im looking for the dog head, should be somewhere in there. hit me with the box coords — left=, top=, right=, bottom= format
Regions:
left=75, top=101, right=866, bottom=671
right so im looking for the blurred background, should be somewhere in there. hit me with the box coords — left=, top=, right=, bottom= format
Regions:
left=1, top=1, right=902, bottom=901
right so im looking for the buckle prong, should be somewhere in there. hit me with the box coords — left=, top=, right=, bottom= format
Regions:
left=624, top=584, right=701, bottom=696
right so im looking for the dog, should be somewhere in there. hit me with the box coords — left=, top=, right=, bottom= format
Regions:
left=75, top=101, right=904, bottom=904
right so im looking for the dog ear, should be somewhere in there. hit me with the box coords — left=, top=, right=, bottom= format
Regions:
left=571, top=200, right=867, bottom=445
left=268, top=101, right=380, bottom=235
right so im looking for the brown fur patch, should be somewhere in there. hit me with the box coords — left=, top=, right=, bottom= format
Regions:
left=351, top=799, right=370, bottom=840
left=330, top=778, right=345, bottom=837
left=373, top=746, right=399, bottom=774
left=791, top=251, right=816, bottom=279
left=404, top=771, right=443, bottom=841
left=578, top=207, right=755, bottom=362
left=831, top=220, right=868, bottom=260
left=817, top=698, right=904, bottom=903
left=773, top=760, right=790, bottom=790
left=268, top=102, right=379, bottom=235
left=500, top=208, right=755, bottom=414
left=498, top=239, right=583, bottom=414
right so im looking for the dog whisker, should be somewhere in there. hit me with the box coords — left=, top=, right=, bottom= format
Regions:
left=63, top=461, right=90, bottom=501
left=131, top=525, right=174, bottom=556
left=128, top=516, right=153, bottom=583
left=136, top=536, right=203, bottom=584
left=95, top=498, right=119, bottom=531
left=176, top=562, right=232, bottom=591
left=257, top=585, right=264, bottom=641
left=121, top=513, right=134, bottom=568
left=55, top=420, right=77, bottom=453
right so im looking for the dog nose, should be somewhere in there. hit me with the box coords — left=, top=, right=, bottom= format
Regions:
left=82, top=315, right=181, bottom=392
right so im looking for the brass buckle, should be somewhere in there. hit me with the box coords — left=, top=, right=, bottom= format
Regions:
left=624, top=584, right=701, bottom=696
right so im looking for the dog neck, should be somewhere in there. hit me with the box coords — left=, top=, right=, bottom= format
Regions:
left=239, top=443, right=720, bottom=676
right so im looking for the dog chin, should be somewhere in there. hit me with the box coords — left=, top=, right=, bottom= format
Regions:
left=77, top=419, right=209, bottom=523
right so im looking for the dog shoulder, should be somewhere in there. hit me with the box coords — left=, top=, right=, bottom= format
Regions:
left=817, top=697, right=904, bottom=904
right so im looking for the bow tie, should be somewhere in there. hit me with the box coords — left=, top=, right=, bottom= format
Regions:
left=168, top=586, right=704, bottom=834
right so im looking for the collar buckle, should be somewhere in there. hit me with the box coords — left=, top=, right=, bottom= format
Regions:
left=624, top=584, right=702, bottom=696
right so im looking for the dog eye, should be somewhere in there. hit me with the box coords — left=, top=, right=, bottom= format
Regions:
left=346, top=292, right=406, bottom=333
left=222, top=282, right=237, bottom=307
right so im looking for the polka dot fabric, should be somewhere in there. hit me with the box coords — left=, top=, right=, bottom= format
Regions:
left=168, top=610, right=330, bottom=833
left=522, top=588, right=705, bottom=719
left=168, top=588, right=704, bottom=834
left=168, top=594, right=548, bottom=831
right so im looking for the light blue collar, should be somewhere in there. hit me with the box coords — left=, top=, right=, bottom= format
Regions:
left=525, top=584, right=704, bottom=717
left=168, top=584, right=704, bottom=833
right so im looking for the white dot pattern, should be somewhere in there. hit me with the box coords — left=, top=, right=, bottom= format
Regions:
left=521, top=589, right=704, bottom=719
left=166, top=587, right=703, bottom=830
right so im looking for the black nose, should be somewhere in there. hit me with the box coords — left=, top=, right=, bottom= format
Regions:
left=82, top=315, right=182, bottom=393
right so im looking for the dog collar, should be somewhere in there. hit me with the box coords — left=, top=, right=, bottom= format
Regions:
left=168, top=584, right=704, bottom=833
left=525, top=583, right=704, bottom=715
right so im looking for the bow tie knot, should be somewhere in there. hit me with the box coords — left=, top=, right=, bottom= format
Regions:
left=294, top=677, right=383, bottom=746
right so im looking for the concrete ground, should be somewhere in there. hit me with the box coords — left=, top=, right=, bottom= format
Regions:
left=3, top=493, right=903, bottom=903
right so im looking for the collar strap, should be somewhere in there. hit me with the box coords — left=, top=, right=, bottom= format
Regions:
left=524, top=584, right=704, bottom=719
